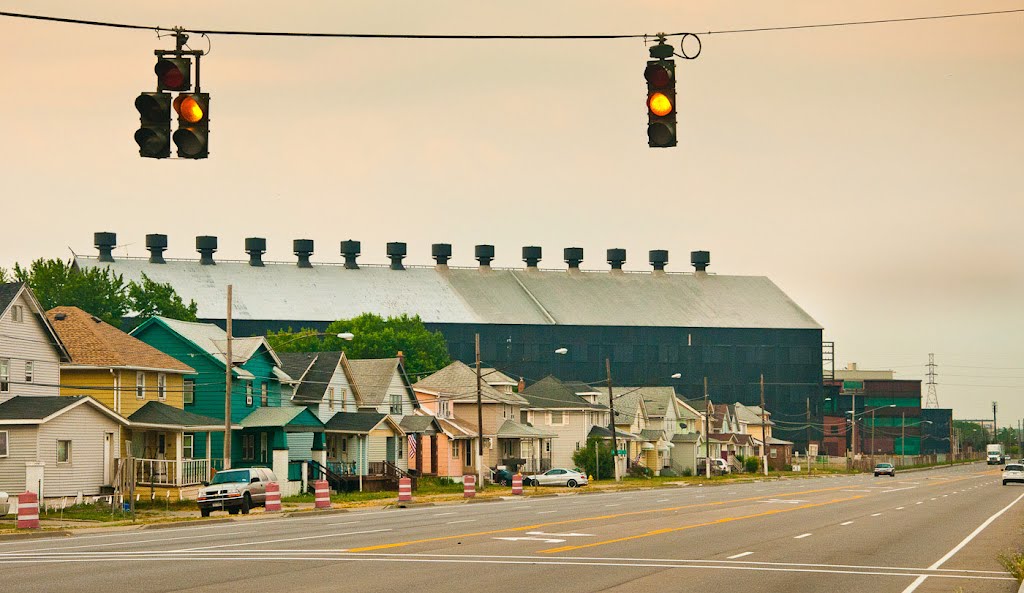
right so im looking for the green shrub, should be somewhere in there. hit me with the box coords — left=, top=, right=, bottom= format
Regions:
left=572, top=437, right=614, bottom=479
left=744, top=457, right=760, bottom=473
left=682, top=467, right=693, bottom=477
left=627, top=464, right=654, bottom=478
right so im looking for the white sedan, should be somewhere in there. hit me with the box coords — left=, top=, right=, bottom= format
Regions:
left=525, top=468, right=588, bottom=488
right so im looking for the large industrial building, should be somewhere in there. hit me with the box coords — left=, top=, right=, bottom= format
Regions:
left=76, top=232, right=827, bottom=447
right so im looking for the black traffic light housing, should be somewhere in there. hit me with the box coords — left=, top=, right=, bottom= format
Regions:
left=155, top=57, right=192, bottom=92
left=173, top=93, right=210, bottom=159
left=645, top=40, right=676, bottom=148
left=134, top=92, right=171, bottom=158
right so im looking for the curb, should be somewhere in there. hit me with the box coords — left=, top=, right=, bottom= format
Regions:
left=0, top=530, right=72, bottom=541
left=282, top=508, right=349, bottom=517
left=142, top=518, right=234, bottom=530
left=390, top=502, right=435, bottom=509
left=464, top=498, right=501, bottom=504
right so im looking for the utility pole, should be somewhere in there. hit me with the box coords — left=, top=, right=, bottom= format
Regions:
left=704, top=376, right=711, bottom=479
left=475, top=333, right=484, bottom=489
left=851, top=391, right=857, bottom=459
left=760, top=374, right=768, bottom=476
left=606, top=358, right=620, bottom=482
left=901, top=412, right=906, bottom=467
left=949, top=419, right=955, bottom=465
left=871, top=409, right=876, bottom=464
left=805, top=396, right=811, bottom=459
left=223, top=284, right=233, bottom=470
left=992, top=401, right=998, bottom=443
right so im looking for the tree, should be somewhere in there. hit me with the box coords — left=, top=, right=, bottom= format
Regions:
left=572, top=436, right=614, bottom=480
left=13, top=258, right=198, bottom=326
left=0, top=267, right=10, bottom=283
left=267, top=313, right=451, bottom=376
left=953, top=420, right=989, bottom=452
left=128, top=273, right=198, bottom=322
left=14, top=258, right=129, bottom=325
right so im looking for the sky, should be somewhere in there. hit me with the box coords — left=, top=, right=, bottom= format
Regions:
left=1, top=2, right=1022, bottom=425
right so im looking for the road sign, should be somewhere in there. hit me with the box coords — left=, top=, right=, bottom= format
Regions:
left=615, top=449, right=628, bottom=456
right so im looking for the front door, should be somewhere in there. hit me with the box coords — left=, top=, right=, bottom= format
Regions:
left=430, top=435, right=438, bottom=474
left=102, top=433, right=113, bottom=485
left=386, top=437, right=397, bottom=463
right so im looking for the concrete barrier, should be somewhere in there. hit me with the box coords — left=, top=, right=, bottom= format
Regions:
left=464, top=475, right=476, bottom=498
left=17, top=491, right=39, bottom=530
left=313, top=479, right=331, bottom=509
left=265, top=482, right=282, bottom=512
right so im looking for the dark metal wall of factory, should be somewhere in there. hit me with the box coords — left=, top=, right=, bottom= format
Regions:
left=216, top=318, right=824, bottom=448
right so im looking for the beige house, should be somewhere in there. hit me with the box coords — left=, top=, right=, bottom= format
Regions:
left=519, top=377, right=608, bottom=470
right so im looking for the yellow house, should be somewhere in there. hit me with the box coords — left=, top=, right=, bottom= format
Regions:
left=46, top=307, right=224, bottom=500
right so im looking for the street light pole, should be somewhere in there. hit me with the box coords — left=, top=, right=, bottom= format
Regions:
left=224, top=284, right=233, bottom=470
left=704, top=376, right=711, bottom=479
left=475, top=333, right=484, bottom=489
left=760, top=374, right=768, bottom=476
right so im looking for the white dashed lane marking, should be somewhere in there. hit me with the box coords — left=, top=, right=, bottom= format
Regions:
left=840, top=521, right=854, bottom=526
left=794, top=533, right=812, bottom=539
left=727, top=552, right=754, bottom=559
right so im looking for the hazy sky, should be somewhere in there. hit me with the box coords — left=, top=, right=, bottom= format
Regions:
left=2, top=2, right=1022, bottom=425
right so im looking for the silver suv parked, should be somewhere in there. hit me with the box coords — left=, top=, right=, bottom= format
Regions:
left=197, top=467, right=277, bottom=517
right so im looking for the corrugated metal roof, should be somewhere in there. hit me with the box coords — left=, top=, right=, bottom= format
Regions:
left=77, top=256, right=821, bottom=330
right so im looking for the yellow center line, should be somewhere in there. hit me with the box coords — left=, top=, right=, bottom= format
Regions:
left=346, top=484, right=865, bottom=553
left=539, top=495, right=865, bottom=554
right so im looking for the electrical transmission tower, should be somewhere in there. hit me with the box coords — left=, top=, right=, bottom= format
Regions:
left=924, top=353, right=940, bottom=408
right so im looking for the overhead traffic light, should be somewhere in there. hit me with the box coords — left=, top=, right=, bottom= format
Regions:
left=155, top=57, right=191, bottom=92
left=134, top=92, right=171, bottom=158
left=172, top=93, right=210, bottom=159
left=645, top=59, right=676, bottom=148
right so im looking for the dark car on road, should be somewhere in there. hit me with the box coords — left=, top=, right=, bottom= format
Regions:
left=873, top=463, right=896, bottom=477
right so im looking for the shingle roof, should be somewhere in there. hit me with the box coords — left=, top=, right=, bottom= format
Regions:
left=278, top=351, right=343, bottom=404
left=481, top=368, right=517, bottom=386
left=414, top=361, right=527, bottom=405
left=324, top=411, right=387, bottom=434
left=346, top=358, right=401, bottom=407
left=400, top=415, right=440, bottom=434
left=139, top=317, right=258, bottom=379
left=128, top=401, right=224, bottom=428
left=0, top=395, right=84, bottom=420
left=671, top=432, right=701, bottom=443
left=638, top=387, right=678, bottom=418
left=521, top=376, right=606, bottom=410
left=436, top=417, right=474, bottom=439
left=240, top=406, right=324, bottom=429
left=0, top=282, right=23, bottom=317
left=588, top=425, right=639, bottom=440
left=598, top=387, right=647, bottom=424
left=76, top=257, right=822, bottom=330
left=496, top=419, right=555, bottom=438
left=733, top=403, right=775, bottom=426
left=47, top=307, right=194, bottom=373
left=639, top=428, right=665, bottom=441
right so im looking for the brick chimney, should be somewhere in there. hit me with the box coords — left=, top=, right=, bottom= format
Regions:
left=396, top=350, right=405, bottom=367
left=517, top=377, right=526, bottom=393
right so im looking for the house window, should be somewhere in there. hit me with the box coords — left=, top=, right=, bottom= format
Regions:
left=452, top=441, right=460, bottom=459
left=11, top=305, right=24, bottom=323
left=575, top=441, right=581, bottom=451
left=136, top=372, right=145, bottom=399
left=157, top=373, right=167, bottom=400
left=439, top=399, right=451, bottom=419
left=183, top=380, right=194, bottom=405
left=246, top=383, right=253, bottom=407
left=549, top=411, right=564, bottom=425
left=0, top=430, right=7, bottom=457
left=390, top=393, right=403, bottom=415
left=328, top=387, right=335, bottom=410
left=57, top=440, right=72, bottom=463
left=341, top=438, right=347, bottom=453
left=183, top=434, right=194, bottom=459
left=397, top=439, right=404, bottom=459
left=157, top=433, right=166, bottom=456
left=770, top=448, right=778, bottom=458
left=260, top=432, right=268, bottom=463
left=1, top=359, right=11, bottom=392
left=502, top=440, right=514, bottom=457
left=261, top=383, right=268, bottom=406
left=24, top=362, right=33, bottom=383
left=465, top=441, right=473, bottom=466
left=520, top=410, right=529, bottom=424
left=242, top=434, right=255, bottom=460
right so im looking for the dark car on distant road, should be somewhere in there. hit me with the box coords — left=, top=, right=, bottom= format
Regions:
left=873, top=463, right=896, bottom=477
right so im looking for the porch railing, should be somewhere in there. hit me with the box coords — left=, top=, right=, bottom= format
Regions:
left=134, top=458, right=211, bottom=487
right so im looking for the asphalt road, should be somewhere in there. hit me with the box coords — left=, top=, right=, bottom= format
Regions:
left=0, top=464, right=1020, bottom=593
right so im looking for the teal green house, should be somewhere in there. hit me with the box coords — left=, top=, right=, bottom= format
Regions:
left=131, top=317, right=324, bottom=493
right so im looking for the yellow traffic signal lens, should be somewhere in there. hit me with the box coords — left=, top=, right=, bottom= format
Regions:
left=648, top=92, right=673, bottom=117
left=178, top=96, right=204, bottom=123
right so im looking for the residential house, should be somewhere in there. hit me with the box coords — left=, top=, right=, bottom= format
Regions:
left=596, top=387, right=652, bottom=468
left=0, top=396, right=128, bottom=501
left=130, top=317, right=320, bottom=494
left=346, top=357, right=418, bottom=471
left=519, top=376, right=607, bottom=470
left=733, top=402, right=793, bottom=470
left=413, top=361, right=547, bottom=479
left=634, top=387, right=686, bottom=475
left=45, top=306, right=225, bottom=498
left=669, top=398, right=705, bottom=474
left=0, top=283, right=66, bottom=404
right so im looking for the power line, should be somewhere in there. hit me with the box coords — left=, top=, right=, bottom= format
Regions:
left=1, top=8, right=1022, bottom=40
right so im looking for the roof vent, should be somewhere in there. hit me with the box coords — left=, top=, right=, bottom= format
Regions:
left=54, top=312, right=67, bottom=321
left=475, top=244, right=495, bottom=268
left=649, top=249, right=669, bottom=272
left=691, top=250, right=710, bottom=272
left=340, top=240, right=361, bottom=269
left=387, top=242, right=407, bottom=271
left=607, top=248, right=626, bottom=270
left=196, top=235, right=218, bottom=265
left=146, top=234, right=167, bottom=264
left=290, top=239, right=312, bottom=268
left=245, top=237, right=267, bottom=267
left=432, top=243, right=452, bottom=266
left=522, top=246, right=542, bottom=269
left=564, top=247, right=584, bottom=270
left=94, top=232, right=116, bottom=263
